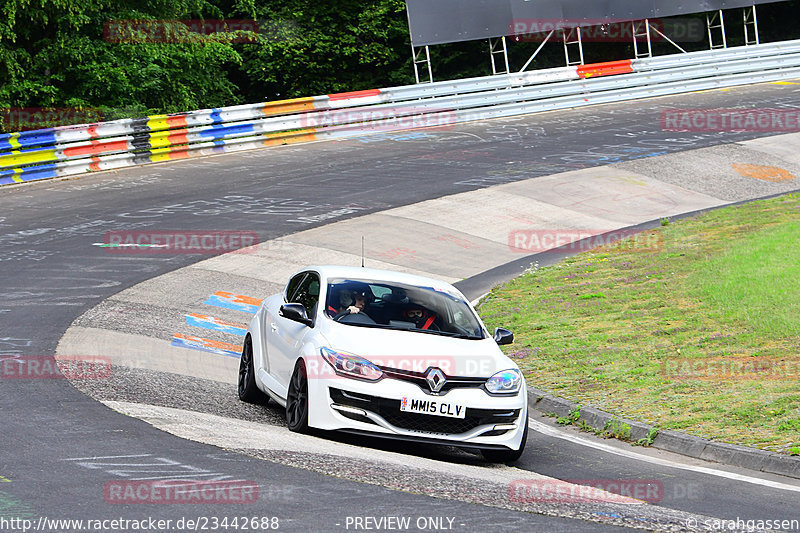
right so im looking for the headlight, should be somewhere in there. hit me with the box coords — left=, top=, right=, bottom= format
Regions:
left=320, top=347, right=383, bottom=381
left=485, top=368, right=522, bottom=395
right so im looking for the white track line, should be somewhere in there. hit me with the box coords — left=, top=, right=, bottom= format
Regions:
left=529, top=418, right=800, bottom=493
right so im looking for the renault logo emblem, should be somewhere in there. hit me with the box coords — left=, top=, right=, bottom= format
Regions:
left=425, top=367, right=446, bottom=393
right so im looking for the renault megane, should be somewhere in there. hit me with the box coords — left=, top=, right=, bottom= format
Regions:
left=237, top=265, right=527, bottom=462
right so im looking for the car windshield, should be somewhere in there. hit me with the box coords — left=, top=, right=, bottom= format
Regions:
left=324, top=278, right=486, bottom=339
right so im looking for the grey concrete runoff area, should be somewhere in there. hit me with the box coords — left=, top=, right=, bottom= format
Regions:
left=3, top=80, right=800, bottom=531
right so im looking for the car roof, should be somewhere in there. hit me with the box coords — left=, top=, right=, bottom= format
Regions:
left=299, top=265, right=459, bottom=292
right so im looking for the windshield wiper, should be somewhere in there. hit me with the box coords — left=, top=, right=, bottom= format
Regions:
left=413, top=329, right=483, bottom=340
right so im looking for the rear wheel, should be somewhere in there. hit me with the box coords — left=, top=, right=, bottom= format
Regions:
left=286, top=360, right=309, bottom=433
left=481, top=414, right=528, bottom=463
left=238, top=337, right=267, bottom=404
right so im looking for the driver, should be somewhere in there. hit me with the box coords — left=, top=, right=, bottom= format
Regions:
left=346, top=289, right=369, bottom=315
left=328, top=288, right=370, bottom=318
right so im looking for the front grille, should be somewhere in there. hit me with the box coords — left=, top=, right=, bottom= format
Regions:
left=330, top=388, right=519, bottom=436
left=380, top=367, right=486, bottom=395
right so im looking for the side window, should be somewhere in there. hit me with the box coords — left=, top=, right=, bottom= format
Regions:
left=289, top=273, right=320, bottom=320
left=285, top=273, right=307, bottom=302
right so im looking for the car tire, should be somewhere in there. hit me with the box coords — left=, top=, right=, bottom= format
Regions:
left=481, top=414, right=528, bottom=463
left=286, top=359, right=309, bottom=433
left=238, top=336, right=267, bottom=404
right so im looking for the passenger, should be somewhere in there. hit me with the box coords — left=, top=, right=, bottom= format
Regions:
left=403, top=306, right=438, bottom=330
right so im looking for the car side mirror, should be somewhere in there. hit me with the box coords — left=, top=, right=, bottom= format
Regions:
left=493, top=327, right=514, bottom=346
left=280, top=303, right=313, bottom=326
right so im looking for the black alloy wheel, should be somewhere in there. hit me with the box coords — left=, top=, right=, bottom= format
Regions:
left=286, top=360, right=309, bottom=432
left=238, top=337, right=267, bottom=404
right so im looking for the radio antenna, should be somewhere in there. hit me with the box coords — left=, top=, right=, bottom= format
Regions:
left=361, top=236, right=365, bottom=268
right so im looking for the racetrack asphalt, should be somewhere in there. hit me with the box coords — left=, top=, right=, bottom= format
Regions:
left=2, top=80, right=800, bottom=531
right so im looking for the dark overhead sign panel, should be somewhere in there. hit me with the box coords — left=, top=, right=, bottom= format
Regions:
left=406, top=0, right=789, bottom=46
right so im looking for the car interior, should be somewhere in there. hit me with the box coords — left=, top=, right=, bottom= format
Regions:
left=325, top=279, right=484, bottom=339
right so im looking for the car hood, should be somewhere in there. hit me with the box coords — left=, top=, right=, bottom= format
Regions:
left=318, top=323, right=514, bottom=378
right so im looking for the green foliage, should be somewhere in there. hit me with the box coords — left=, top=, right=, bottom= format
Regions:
left=634, top=427, right=659, bottom=447
left=236, top=0, right=413, bottom=101
left=556, top=405, right=581, bottom=425
left=1, top=0, right=800, bottom=130
left=603, top=419, right=631, bottom=441
left=579, top=292, right=605, bottom=300
left=0, top=0, right=413, bottom=129
left=777, top=419, right=800, bottom=432
left=0, top=0, right=242, bottom=120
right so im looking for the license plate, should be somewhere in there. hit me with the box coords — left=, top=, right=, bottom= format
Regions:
left=400, top=397, right=466, bottom=419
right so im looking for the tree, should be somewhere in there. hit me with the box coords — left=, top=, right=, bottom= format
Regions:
left=0, top=0, right=243, bottom=130
left=233, top=0, right=412, bottom=101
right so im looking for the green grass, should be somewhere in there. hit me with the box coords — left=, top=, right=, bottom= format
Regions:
left=694, top=220, right=800, bottom=339
left=479, top=193, right=800, bottom=452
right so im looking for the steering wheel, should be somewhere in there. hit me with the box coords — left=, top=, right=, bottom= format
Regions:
left=334, top=310, right=376, bottom=324
left=333, top=310, right=353, bottom=322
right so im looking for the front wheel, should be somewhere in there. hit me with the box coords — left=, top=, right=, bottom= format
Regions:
left=286, top=360, right=309, bottom=433
left=481, top=414, right=528, bottom=463
left=238, top=337, right=267, bottom=404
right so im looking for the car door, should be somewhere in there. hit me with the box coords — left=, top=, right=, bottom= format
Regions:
left=261, top=273, right=304, bottom=376
left=268, top=271, right=320, bottom=393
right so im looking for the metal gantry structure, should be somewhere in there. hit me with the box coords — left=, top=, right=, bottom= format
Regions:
left=411, top=5, right=764, bottom=82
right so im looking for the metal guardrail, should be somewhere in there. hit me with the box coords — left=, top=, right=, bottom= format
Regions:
left=2, top=38, right=800, bottom=186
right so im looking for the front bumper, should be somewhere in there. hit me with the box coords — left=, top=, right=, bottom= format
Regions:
left=307, top=372, right=527, bottom=451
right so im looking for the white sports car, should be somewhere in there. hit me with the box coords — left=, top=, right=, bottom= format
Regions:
left=237, top=265, right=527, bottom=462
